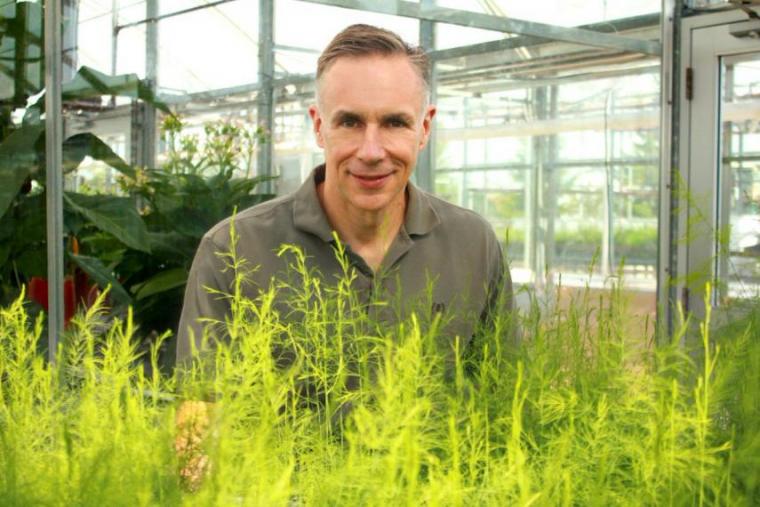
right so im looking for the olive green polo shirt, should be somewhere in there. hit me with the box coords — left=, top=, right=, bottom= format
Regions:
left=176, top=165, right=512, bottom=365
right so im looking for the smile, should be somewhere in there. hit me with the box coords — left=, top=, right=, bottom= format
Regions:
left=351, top=172, right=392, bottom=189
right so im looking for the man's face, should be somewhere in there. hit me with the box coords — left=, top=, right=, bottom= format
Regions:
left=309, top=55, right=436, bottom=216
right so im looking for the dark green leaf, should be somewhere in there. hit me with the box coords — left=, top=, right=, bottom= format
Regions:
left=0, top=242, right=10, bottom=269
left=68, top=253, right=131, bottom=305
left=0, top=124, right=44, bottom=219
left=132, top=268, right=188, bottom=301
left=14, top=194, right=46, bottom=246
left=63, top=133, right=135, bottom=178
left=147, top=231, right=192, bottom=257
left=29, top=66, right=171, bottom=115
left=64, top=193, right=151, bottom=253
left=15, top=246, right=46, bottom=279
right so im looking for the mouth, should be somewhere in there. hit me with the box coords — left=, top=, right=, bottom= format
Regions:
left=350, top=171, right=392, bottom=189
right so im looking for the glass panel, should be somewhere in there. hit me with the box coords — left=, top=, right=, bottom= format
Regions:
left=75, top=0, right=113, bottom=72
left=274, top=0, right=419, bottom=75
left=719, top=53, right=760, bottom=300
left=1, top=2, right=44, bottom=102
left=116, top=25, right=146, bottom=77
left=435, top=24, right=508, bottom=51
left=115, top=0, right=148, bottom=26
left=158, top=2, right=259, bottom=94
left=434, top=33, right=660, bottom=323
left=159, top=0, right=216, bottom=16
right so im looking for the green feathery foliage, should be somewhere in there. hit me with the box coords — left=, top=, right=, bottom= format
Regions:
left=0, top=238, right=758, bottom=506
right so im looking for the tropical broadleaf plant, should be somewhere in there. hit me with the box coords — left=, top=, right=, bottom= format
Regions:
left=68, top=253, right=131, bottom=306
left=0, top=1, right=167, bottom=311
left=63, top=193, right=150, bottom=253
left=1, top=1, right=275, bottom=362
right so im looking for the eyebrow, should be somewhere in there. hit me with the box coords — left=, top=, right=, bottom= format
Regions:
left=382, top=113, right=414, bottom=126
left=332, top=110, right=363, bottom=126
left=331, top=110, right=415, bottom=126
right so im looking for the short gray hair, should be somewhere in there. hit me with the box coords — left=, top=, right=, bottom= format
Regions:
left=316, top=24, right=430, bottom=96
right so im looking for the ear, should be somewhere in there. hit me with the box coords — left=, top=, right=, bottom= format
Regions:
left=418, top=104, right=437, bottom=150
left=308, top=104, right=325, bottom=148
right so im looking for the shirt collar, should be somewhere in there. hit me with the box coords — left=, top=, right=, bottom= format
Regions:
left=293, top=164, right=441, bottom=242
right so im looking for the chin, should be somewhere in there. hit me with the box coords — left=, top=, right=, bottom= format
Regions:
left=350, top=198, right=390, bottom=213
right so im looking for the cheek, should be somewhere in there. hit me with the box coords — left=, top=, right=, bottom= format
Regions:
left=323, top=142, right=358, bottom=169
left=323, top=130, right=360, bottom=151
left=384, top=132, right=420, bottom=159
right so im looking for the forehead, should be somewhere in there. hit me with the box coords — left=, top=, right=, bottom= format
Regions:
left=317, top=55, right=425, bottom=113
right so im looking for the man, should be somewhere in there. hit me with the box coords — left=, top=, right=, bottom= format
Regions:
left=176, top=23, right=512, bottom=367
left=174, top=23, right=513, bottom=488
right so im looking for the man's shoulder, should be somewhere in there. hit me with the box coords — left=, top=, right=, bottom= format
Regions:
left=421, top=190, right=497, bottom=239
left=203, top=192, right=297, bottom=248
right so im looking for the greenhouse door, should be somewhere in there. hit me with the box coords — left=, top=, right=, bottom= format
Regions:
left=678, top=9, right=760, bottom=318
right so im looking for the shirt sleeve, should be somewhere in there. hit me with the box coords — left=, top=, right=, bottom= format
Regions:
left=176, top=235, right=233, bottom=366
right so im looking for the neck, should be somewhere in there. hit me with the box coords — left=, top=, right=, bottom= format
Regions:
left=317, top=184, right=406, bottom=271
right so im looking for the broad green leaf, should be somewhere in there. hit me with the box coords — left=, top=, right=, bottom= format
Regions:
left=29, top=66, right=171, bottom=115
left=0, top=124, right=44, bottom=219
left=68, top=253, right=131, bottom=305
left=132, top=267, right=188, bottom=301
left=63, top=133, right=135, bottom=178
left=64, top=193, right=151, bottom=253
left=0, top=242, right=10, bottom=269
left=147, top=231, right=191, bottom=256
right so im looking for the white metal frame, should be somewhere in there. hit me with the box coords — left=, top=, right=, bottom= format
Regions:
left=677, top=9, right=760, bottom=318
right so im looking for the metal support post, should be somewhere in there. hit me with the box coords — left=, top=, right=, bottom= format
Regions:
left=45, top=0, right=64, bottom=363
left=111, top=0, right=118, bottom=76
left=544, top=85, right=559, bottom=279
left=258, top=0, right=275, bottom=194
left=658, top=0, right=678, bottom=340
left=526, top=87, right=548, bottom=285
left=416, top=4, right=436, bottom=192
left=602, top=92, right=616, bottom=277
left=142, top=0, right=158, bottom=167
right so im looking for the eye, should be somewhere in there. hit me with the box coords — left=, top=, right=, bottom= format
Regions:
left=386, top=117, right=410, bottom=129
left=339, top=118, right=359, bottom=128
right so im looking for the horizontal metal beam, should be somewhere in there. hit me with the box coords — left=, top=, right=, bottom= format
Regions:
left=156, top=73, right=314, bottom=105
left=274, top=44, right=321, bottom=54
left=116, top=0, right=237, bottom=31
left=438, top=64, right=659, bottom=95
left=430, top=14, right=661, bottom=61
left=436, top=158, right=658, bottom=173
left=298, top=0, right=661, bottom=55
left=437, top=110, right=659, bottom=141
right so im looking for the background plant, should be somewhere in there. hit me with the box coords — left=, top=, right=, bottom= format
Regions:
left=1, top=2, right=274, bottom=358
left=110, top=116, right=273, bottom=365
left=0, top=1, right=169, bottom=319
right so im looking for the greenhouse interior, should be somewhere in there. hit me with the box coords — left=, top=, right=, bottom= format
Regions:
left=1, top=0, right=759, bottom=504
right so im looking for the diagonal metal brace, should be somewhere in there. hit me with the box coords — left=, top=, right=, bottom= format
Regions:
left=299, top=0, right=661, bottom=56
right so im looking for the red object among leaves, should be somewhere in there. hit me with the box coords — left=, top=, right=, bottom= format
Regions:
left=27, top=272, right=99, bottom=327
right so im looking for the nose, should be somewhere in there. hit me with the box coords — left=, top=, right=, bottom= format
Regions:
left=356, top=124, right=385, bottom=164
